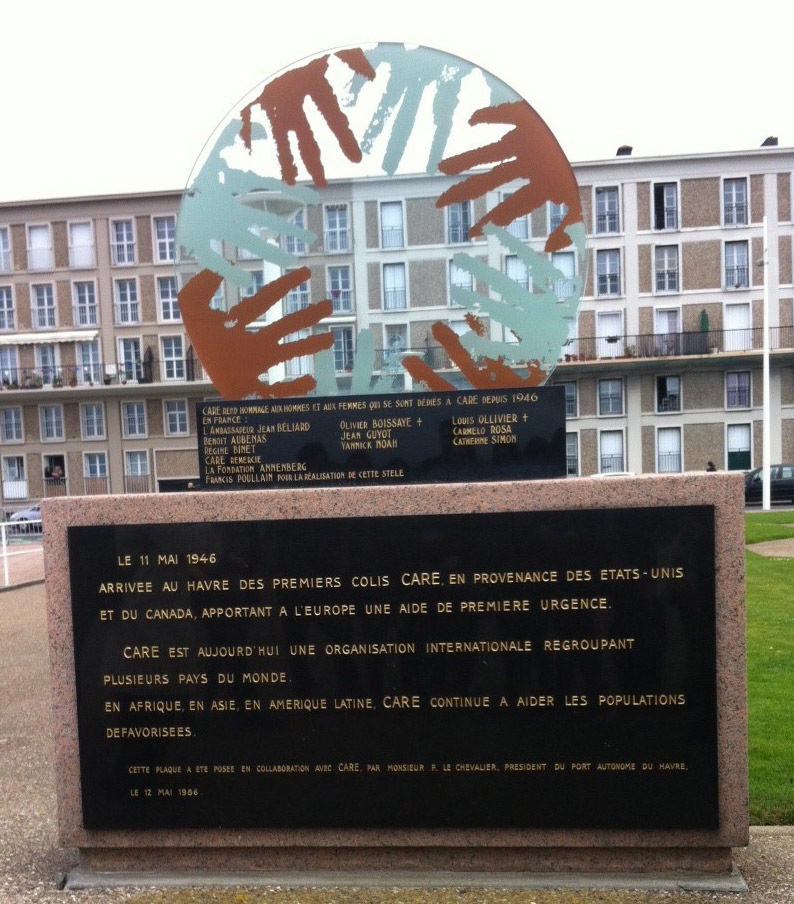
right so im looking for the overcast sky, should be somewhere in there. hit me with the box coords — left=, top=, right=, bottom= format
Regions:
left=2, top=0, right=789, bottom=203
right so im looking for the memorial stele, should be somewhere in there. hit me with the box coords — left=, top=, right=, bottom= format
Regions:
left=43, top=43, right=748, bottom=888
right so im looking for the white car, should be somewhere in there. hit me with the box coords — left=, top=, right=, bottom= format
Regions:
left=9, top=503, right=42, bottom=534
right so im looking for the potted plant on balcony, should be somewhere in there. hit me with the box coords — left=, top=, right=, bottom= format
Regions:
left=52, top=374, right=63, bottom=388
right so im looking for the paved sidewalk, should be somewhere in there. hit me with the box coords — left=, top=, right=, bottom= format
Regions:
left=1, top=582, right=793, bottom=902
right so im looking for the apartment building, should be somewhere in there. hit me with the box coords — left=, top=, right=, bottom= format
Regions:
left=0, top=144, right=792, bottom=511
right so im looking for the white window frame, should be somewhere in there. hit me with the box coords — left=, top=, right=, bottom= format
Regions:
left=164, top=399, right=189, bottom=436
left=723, top=177, right=748, bottom=227
left=158, top=275, right=181, bottom=321
left=726, top=371, right=751, bottom=410
left=0, top=346, right=19, bottom=385
left=656, top=426, right=683, bottom=473
left=35, top=344, right=59, bottom=385
left=447, top=201, right=472, bottom=244
left=68, top=221, right=95, bottom=268
left=77, top=340, right=102, bottom=385
left=114, top=278, right=140, bottom=324
left=327, top=265, right=352, bottom=313
left=726, top=422, right=752, bottom=471
left=72, top=280, right=98, bottom=326
left=501, top=192, right=528, bottom=239
left=562, top=382, right=578, bottom=417
left=121, top=401, right=147, bottom=438
left=0, top=226, right=11, bottom=273
left=596, top=249, right=621, bottom=297
left=0, top=407, right=23, bottom=443
left=725, top=240, right=749, bottom=289
left=653, top=182, right=679, bottom=231
left=324, top=204, right=349, bottom=253
left=282, top=209, right=307, bottom=255
left=597, top=378, right=624, bottom=416
left=379, top=201, right=405, bottom=249
left=656, top=374, right=682, bottom=413
left=383, top=262, right=407, bottom=310
left=161, top=335, right=185, bottom=381
left=0, top=285, right=14, bottom=331
left=83, top=451, right=108, bottom=479
left=284, top=269, right=310, bottom=313
left=80, top=402, right=106, bottom=440
left=594, top=187, right=620, bottom=234
left=598, top=429, right=625, bottom=474
left=332, top=326, right=354, bottom=372
left=31, top=283, right=56, bottom=328
left=153, top=215, right=176, bottom=263
left=118, top=337, right=142, bottom=382
left=654, top=245, right=679, bottom=293
left=565, top=431, right=579, bottom=476
left=125, top=450, right=150, bottom=476
left=110, top=218, right=136, bottom=265
left=27, top=224, right=53, bottom=270
left=39, top=404, right=64, bottom=441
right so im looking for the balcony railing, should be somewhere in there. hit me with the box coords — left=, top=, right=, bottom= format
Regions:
left=2, top=479, right=28, bottom=500
left=561, top=325, right=794, bottom=362
left=83, top=476, right=110, bottom=495
left=44, top=477, right=67, bottom=498
left=124, top=475, right=152, bottom=494
left=381, top=227, right=404, bottom=248
left=600, top=454, right=625, bottom=473
left=657, top=452, right=682, bottom=473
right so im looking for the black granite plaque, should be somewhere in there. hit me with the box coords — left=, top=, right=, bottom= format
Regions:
left=197, top=387, right=565, bottom=489
left=68, top=506, right=717, bottom=831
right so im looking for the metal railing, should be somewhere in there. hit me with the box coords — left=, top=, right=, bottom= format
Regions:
left=0, top=518, right=43, bottom=588
left=562, top=325, right=794, bottom=363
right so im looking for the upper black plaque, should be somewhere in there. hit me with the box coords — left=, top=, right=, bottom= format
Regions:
left=197, top=387, right=565, bottom=489
left=68, top=506, right=717, bottom=831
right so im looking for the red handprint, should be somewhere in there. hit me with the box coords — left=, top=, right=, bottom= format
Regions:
left=436, top=100, right=582, bottom=253
left=179, top=268, right=333, bottom=399
left=402, top=322, right=546, bottom=391
left=240, top=49, right=376, bottom=187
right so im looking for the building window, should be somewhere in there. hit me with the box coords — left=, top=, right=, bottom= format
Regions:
left=110, top=219, right=136, bottom=265
left=563, top=382, right=577, bottom=417
left=0, top=347, right=19, bottom=385
left=282, top=209, right=307, bottom=255
left=125, top=451, right=150, bottom=493
left=122, top=401, right=147, bottom=438
left=114, top=279, right=139, bottom=324
left=595, top=187, right=619, bottom=233
left=566, top=433, right=579, bottom=476
left=165, top=399, right=189, bottom=436
left=726, top=371, right=751, bottom=409
left=551, top=251, right=576, bottom=300
left=332, top=326, right=354, bottom=371
left=324, top=204, right=349, bottom=252
left=549, top=202, right=567, bottom=234
left=657, top=427, right=682, bottom=473
left=84, top=452, right=108, bottom=479
left=447, top=202, right=471, bottom=243
left=380, top=201, right=404, bottom=248
left=2, top=455, right=26, bottom=499
left=327, top=266, right=352, bottom=312
left=39, top=405, right=64, bottom=441
left=0, top=227, right=10, bottom=272
left=80, top=403, right=106, bottom=440
left=118, top=338, right=142, bottom=382
left=68, top=222, right=94, bottom=268
left=653, top=183, right=678, bottom=230
left=596, top=310, right=624, bottom=357
left=450, top=260, right=474, bottom=304
left=596, top=249, right=621, bottom=296
left=241, top=270, right=265, bottom=300
left=382, top=324, right=408, bottom=370
left=0, top=286, right=14, bottom=330
left=284, top=270, right=310, bottom=312
left=727, top=423, right=751, bottom=471
left=35, top=344, right=58, bottom=385
left=77, top=340, right=102, bottom=384
left=32, top=284, right=56, bottom=328
left=73, top=281, right=98, bottom=326
left=383, top=263, right=407, bottom=310
left=158, top=276, right=180, bottom=321
left=504, top=255, right=529, bottom=290
left=599, top=430, right=624, bottom=473
left=154, top=216, right=176, bottom=262
left=284, top=330, right=313, bottom=378
left=501, top=192, right=528, bottom=239
left=724, top=301, right=752, bottom=351
left=723, top=178, right=748, bottom=226
left=27, top=225, right=53, bottom=270
left=161, top=336, right=185, bottom=380
left=654, top=245, right=679, bottom=292
left=598, top=378, right=624, bottom=416
left=656, top=375, right=681, bottom=412
left=725, top=241, right=749, bottom=288
left=0, top=408, right=22, bottom=443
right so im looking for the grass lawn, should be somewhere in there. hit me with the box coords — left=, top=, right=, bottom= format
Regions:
left=745, top=511, right=794, bottom=823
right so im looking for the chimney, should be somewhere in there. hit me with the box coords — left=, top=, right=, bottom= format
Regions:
left=616, top=145, right=633, bottom=157
left=761, top=136, right=778, bottom=147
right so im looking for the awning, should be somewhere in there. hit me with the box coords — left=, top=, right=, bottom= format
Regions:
left=0, top=330, right=99, bottom=345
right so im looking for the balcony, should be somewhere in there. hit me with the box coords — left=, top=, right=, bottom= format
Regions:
left=560, top=325, right=794, bottom=363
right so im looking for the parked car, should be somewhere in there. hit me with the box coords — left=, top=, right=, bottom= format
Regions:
left=8, top=503, right=42, bottom=534
left=744, top=465, right=794, bottom=503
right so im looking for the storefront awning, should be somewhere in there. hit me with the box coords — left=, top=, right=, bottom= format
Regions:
left=0, top=330, right=98, bottom=345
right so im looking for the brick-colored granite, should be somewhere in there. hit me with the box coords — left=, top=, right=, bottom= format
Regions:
left=43, top=473, right=748, bottom=877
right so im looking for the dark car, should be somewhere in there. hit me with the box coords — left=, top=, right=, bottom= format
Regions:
left=744, top=465, right=794, bottom=503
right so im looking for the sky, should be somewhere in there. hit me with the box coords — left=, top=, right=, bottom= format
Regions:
left=1, top=0, right=789, bottom=204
